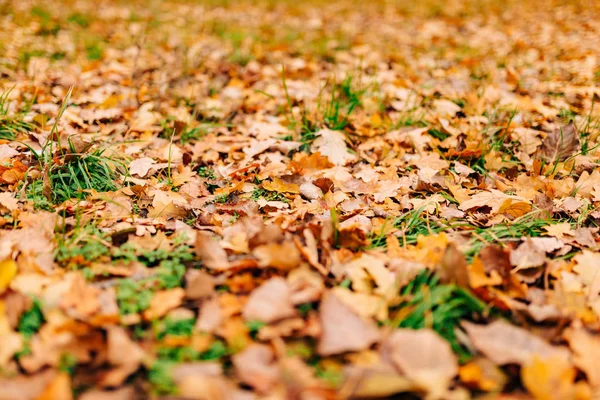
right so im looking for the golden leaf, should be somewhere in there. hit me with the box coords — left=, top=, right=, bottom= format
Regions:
left=0, top=259, right=17, bottom=295
left=521, top=357, right=580, bottom=400
left=498, top=199, right=532, bottom=219
left=261, top=177, right=299, bottom=194
left=467, top=256, right=503, bottom=289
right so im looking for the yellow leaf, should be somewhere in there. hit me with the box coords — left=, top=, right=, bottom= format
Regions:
left=498, top=199, right=532, bottom=218
left=37, top=372, right=73, bottom=400
left=0, top=259, right=17, bottom=294
left=369, top=113, right=383, bottom=127
left=468, top=256, right=503, bottom=289
left=521, top=357, right=578, bottom=400
left=261, top=177, right=299, bottom=194
left=459, top=359, right=506, bottom=392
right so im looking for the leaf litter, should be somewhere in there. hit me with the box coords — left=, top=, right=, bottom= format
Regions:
left=1, top=0, right=600, bottom=398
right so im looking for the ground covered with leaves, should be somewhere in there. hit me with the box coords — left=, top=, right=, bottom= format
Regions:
left=1, top=0, right=600, bottom=398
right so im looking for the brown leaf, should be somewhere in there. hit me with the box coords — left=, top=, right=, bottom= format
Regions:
left=100, top=327, right=145, bottom=387
left=242, top=277, right=296, bottom=323
left=253, top=241, right=301, bottom=270
left=0, top=369, right=57, bottom=400
left=539, top=123, right=579, bottom=164
left=463, top=320, right=570, bottom=365
left=438, top=243, right=469, bottom=287
left=479, top=245, right=512, bottom=280
left=232, top=344, right=279, bottom=393
left=184, top=269, right=215, bottom=300
left=142, top=288, right=185, bottom=320
left=345, top=364, right=413, bottom=398
left=564, top=326, right=600, bottom=386
left=317, top=291, right=379, bottom=356
left=195, top=232, right=231, bottom=270
left=382, top=329, right=458, bottom=396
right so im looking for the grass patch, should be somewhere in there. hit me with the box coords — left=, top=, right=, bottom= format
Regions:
left=0, top=88, right=33, bottom=140
left=49, top=145, right=121, bottom=203
left=463, top=213, right=550, bottom=260
left=114, top=242, right=194, bottom=315
left=250, top=187, right=289, bottom=203
left=155, top=318, right=195, bottom=340
left=369, top=207, right=446, bottom=248
left=18, top=299, right=44, bottom=339
left=56, top=223, right=111, bottom=267
left=149, top=340, right=228, bottom=394
left=282, top=68, right=368, bottom=152
left=393, top=270, right=487, bottom=362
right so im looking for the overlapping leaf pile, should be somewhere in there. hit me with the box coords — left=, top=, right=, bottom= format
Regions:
left=1, top=0, right=600, bottom=398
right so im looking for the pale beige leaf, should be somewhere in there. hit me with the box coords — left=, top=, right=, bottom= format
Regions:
left=317, top=292, right=379, bottom=356
left=463, top=320, right=570, bottom=365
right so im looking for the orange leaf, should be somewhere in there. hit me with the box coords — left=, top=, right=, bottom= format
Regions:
left=498, top=199, right=532, bottom=218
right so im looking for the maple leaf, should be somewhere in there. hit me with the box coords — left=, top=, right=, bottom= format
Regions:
left=310, top=129, right=356, bottom=166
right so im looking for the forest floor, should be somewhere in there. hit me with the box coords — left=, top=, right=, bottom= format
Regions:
left=1, top=0, right=600, bottom=398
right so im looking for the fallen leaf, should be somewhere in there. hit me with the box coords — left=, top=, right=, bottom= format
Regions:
left=0, top=259, right=17, bottom=294
left=128, top=157, right=155, bottom=178
left=318, top=291, right=379, bottom=356
left=382, top=328, right=458, bottom=397
left=143, top=288, right=185, bottom=320
left=459, top=358, right=507, bottom=392
left=37, top=372, right=73, bottom=400
left=539, top=124, right=579, bottom=164
left=498, top=199, right=532, bottom=219
left=0, top=193, right=19, bottom=211
left=232, top=344, right=279, bottom=393
left=242, top=277, right=297, bottom=323
left=521, top=356, right=579, bottom=400
left=261, top=177, right=299, bottom=193
left=459, top=189, right=530, bottom=214
left=463, top=320, right=570, bottom=365
left=310, top=129, right=356, bottom=166
left=564, top=326, right=600, bottom=386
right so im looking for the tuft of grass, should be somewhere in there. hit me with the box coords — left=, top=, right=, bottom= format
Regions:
left=31, top=6, right=60, bottom=36
left=463, top=213, right=551, bottom=260
left=85, top=43, right=104, bottom=61
left=282, top=68, right=368, bottom=152
left=67, top=12, right=91, bottom=28
left=148, top=360, right=178, bottom=395
left=393, top=270, right=487, bottom=362
left=322, top=76, right=366, bottom=131
left=369, top=207, right=446, bottom=248
left=197, top=166, right=216, bottom=180
left=148, top=340, right=229, bottom=394
left=18, top=299, right=44, bottom=339
left=114, top=242, right=194, bottom=315
left=250, top=187, right=289, bottom=203
left=116, top=279, right=154, bottom=315
left=49, top=144, right=122, bottom=203
left=55, top=223, right=111, bottom=267
left=155, top=318, right=195, bottom=340
left=24, top=179, right=53, bottom=211
left=0, top=89, right=34, bottom=140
